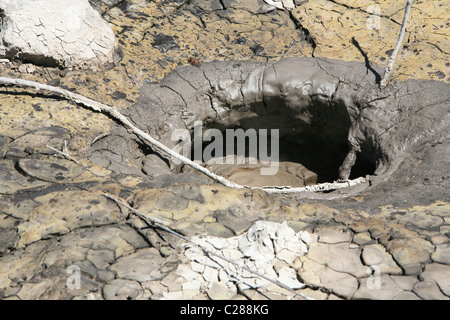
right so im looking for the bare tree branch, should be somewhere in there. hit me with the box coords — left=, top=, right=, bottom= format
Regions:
left=46, top=144, right=105, bottom=176
left=380, top=0, right=414, bottom=87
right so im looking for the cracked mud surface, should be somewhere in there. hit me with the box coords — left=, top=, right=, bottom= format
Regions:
left=1, top=0, right=449, bottom=300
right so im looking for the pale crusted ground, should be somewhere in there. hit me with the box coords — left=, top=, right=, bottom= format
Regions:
left=0, top=0, right=449, bottom=300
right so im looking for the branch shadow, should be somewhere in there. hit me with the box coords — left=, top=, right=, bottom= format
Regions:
left=351, top=37, right=382, bottom=84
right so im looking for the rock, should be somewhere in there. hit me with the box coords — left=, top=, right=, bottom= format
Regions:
left=419, top=263, right=450, bottom=296
left=159, top=272, right=184, bottom=293
left=131, top=184, right=269, bottom=235
left=103, top=279, right=142, bottom=300
left=239, top=226, right=275, bottom=262
left=441, top=226, right=450, bottom=235
left=277, top=266, right=304, bottom=289
left=96, top=270, right=115, bottom=283
left=393, top=292, right=421, bottom=300
left=139, top=228, right=178, bottom=257
left=352, top=231, right=372, bottom=245
left=73, top=292, right=103, bottom=300
left=430, top=235, right=448, bottom=245
left=297, top=231, right=317, bottom=245
left=204, top=222, right=235, bottom=238
left=0, top=214, right=19, bottom=255
left=181, top=279, right=202, bottom=291
left=276, top=249, right=299, bottom=265
left=87, top=249, right=115, bottom=270
left=161, top=291, right=183, bottom=300
left=190, top=261, right=205, bottom=274
left=264, top=0, right=295, bottom=10
left=215, top=208, right=259, bottom=235
left=175, top=264, right=203, bottom=282
left=432, top=245, right=450, bottom=264
left=0, top=0, right=121, bottom=69
left=385, top=239, right=431, bottom=275
left=290, top=0, right=449, bottom=82
left=206, top=282, right=237, bottom=300
left=170, top=220, right=312, bottom=298
left=202, top=266, right=219, bottom=283
left=354, top=275, right=404, bottom=300
left=109, top=248, right=165, bottom=282
left=38, top=225, right=147, bottom=275
left=361, top=244, right=403, bottom=275
left=5, top=126, right=71, bottom=159
left=16, top=191, right=122, bottom=247
left=206, top=158, right=317, bottom=188
left=306, top=242, right=367, bottom=278
left=88, top=0, right=123, bottom=15
left=315, top=225, right=352, bottom=244
left=144, top=280, right=168, bottom=298
left=16, top=279, right=59, bottom=300
left=0, top=160, right=49, bottom=195
left=391, top=276, right=419, bottom=291
left=298, top=257, right=358, bottom=299
left=93, top=225, right=148, bottom=258
left=18, top=158, right=85, bottom=183
left=413, top=281, right=449, bottom=300
left=241, top=288, right=270, bottom=300
left=142, top=154, right=172, bottom=178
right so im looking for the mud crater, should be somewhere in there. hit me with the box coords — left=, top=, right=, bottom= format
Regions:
left=189, top=98, right=376, bottom=186
left=89, top=57, right=449, bottom=198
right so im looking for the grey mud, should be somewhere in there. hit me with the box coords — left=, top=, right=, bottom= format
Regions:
left=90, top=57, right=449, bottom=204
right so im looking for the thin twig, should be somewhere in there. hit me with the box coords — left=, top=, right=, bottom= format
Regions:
left=0, top=76, right=366, bottom=193
left=104, top=193, right=314, bottom=300
left=63, top=140, right=69, bottom=156
left=281, top=40, right=295, bottom=59
left=47, top=144, right=101, bottom=176
left=103, top=193, right=173, bottom=228
left=380, top=0, right=414, bottom=87
left=91, top=133, right=109, bottom=145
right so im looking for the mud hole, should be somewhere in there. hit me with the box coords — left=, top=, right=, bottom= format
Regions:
left=185, top=105, right=374, bottom=187
left=89, top=57, right=449, bottom=203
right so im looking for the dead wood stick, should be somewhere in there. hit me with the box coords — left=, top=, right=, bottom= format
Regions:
left=0, top=76, right=240, bottom=188
left=0, top=76, right=365, bottom=193
left=380, top=0, right=414, bottom=87
left=46, top=144, right=103, bottom=176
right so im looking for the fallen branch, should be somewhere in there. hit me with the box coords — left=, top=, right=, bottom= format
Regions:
left=0, top=76, right=243, bottom=187
left=0, top=76, right=365, bottom=193
left=380, top=0, right=414, bottom=87
left=47, top=143, right=103, bottom=176
left=104, top=193, right=314, bottom=300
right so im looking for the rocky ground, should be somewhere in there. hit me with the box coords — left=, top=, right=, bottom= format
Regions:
left=0, top=0, right=449, bottom=300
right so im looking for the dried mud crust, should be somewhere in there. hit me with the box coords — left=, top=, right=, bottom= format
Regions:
left=1, top=183, right=449, bottom=300
left=0, top=0, right=449, bottom=301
